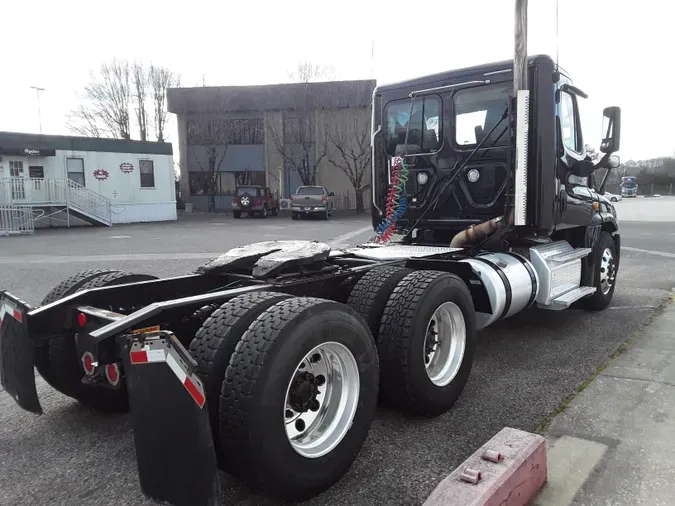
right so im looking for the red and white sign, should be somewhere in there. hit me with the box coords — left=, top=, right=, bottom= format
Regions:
left=120, top=162, right=134, bottom=173
left=93, top=169, right=109, bottom=181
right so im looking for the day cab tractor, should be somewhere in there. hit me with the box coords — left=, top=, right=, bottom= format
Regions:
left=0, top=54, right=622, bottom=506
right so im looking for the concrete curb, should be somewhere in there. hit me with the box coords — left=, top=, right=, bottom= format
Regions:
left=424, top=427, right=547, bottom=506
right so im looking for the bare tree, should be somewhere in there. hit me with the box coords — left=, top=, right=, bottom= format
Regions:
left=327, top=107, right=372, bottom=213
left=67, top=59, right=132, bottom=139
left=132, top=62, right=149, bottom=141
left=288, top=61, right=336, bottom=83
left=149, top=64, right=181, bottom=142
left=267, top=62, right=335, bottom=187
left=187, top=117, right=230, bottom=212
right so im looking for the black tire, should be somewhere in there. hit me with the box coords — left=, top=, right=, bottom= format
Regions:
left=233, top=211, right=241, bottom=219
left=272, top=206, right=278, bottom=216
left=580, top=231, right=618, bottom=310
left=377, top=270, right=476, bottom=416
left=347, top=266, right=413, bottom=340
left=188, top=291, right=292, bottom=467
left=35, top=269, right=121, bottom=393
left=219, top=297, right=378, bottom=500
left=291, top=212, right=298, bottom=220
left=49, top=271, right=158, bottom=412
left=261, top=206, right=268, bottom=218
left=322, top=209, right=329, bottom=220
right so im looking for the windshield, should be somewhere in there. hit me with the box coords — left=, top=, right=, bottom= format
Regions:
left=384, top=95, right=441, bottom=155
left=454, top=82, right=511, bottom=148
left=236, top=187, right=261, bottom=196
left=621, top=178, right=637, bottom=188
left=296, top=186, right=324, bottom=195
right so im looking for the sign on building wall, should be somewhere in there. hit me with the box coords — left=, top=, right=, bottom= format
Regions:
left=120, top=162, right=134, bottom=173
left=93, top=169, right=109, bottom=181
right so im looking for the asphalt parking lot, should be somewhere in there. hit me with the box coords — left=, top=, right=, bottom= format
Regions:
left=1, top=199, right=675, bottom=506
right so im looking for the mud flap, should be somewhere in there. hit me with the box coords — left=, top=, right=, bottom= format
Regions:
left=122, top=331, right=221, bottom=506
left=0, top=294, right=41, bottom=414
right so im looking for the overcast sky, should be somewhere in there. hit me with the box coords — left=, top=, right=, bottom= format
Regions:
left=1, top=0, right=672, bottom=161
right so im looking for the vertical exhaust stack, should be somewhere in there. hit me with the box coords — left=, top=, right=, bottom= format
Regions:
left=513, top=0, right=530, bottom=226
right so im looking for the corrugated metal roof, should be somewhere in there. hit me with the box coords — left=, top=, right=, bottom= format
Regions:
left=167, top=80, right=376, bottom=114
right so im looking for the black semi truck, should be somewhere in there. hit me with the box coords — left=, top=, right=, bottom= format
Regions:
left=0, top=55, right=621, bottom=506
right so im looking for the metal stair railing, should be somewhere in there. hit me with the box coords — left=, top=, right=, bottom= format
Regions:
left=54, top=179, right=113, bottom=226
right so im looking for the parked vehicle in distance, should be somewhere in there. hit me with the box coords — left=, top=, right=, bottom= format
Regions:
left=232, top=185, right=279, bottom=219
left=603, top=191, right=622, bottom=202
left=619, top=176, right=638, bottom=197
left=290, top=185, right=335, bottom=220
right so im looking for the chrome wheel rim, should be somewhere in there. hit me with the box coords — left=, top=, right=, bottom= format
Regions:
left=240, top=196, right=249, bottom=206
left=600, top=248, right=615, bottom=295
left=284, top=342, right=360, bottom=459
left=423, top=302, right=466, bottom=387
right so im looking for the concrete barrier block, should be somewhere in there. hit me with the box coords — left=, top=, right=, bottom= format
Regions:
left=424, top=427, right=547, bottom=506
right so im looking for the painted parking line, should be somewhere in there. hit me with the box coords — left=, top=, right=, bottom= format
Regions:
left=622, top=246, right=675, bottom=259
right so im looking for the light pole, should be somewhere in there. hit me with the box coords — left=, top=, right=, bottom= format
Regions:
left=29, top=86, right=45, bottom=134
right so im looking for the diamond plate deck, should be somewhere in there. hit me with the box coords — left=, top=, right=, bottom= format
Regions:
left=348, top=244, right=462, bottom=261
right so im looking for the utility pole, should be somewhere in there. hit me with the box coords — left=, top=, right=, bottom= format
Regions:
left=514, top=0, right=528, bottom=94
left=30, top=86, right=45, bottom=134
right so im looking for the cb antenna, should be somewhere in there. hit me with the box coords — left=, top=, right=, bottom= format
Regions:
left=555, top=0, right=560, bottom=72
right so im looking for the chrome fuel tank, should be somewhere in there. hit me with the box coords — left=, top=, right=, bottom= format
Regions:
left=460, top=252, right=539, bottom=330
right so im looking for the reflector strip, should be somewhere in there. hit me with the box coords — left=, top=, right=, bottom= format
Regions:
left=0, top=303, right=22, bottom=324
left=128, top=332, right=206, bottom=409
left=184, top=377, right=206, bottom=408
left=166, top=353, right=187, bottom=383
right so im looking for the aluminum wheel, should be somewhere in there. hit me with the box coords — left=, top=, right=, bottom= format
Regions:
left=284, top=342, right=360, bottom=459
left=423, top=302, right=466, bottom=387
left=599, top=247, right=616, bottom=295
left=240, top=196, right=250, bottom=206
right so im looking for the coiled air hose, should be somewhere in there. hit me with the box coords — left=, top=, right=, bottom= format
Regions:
left=375, top=156, right=409, bottom=244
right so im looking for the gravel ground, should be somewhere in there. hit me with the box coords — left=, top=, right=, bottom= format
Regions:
left=1, top=206, right=674, bottom=506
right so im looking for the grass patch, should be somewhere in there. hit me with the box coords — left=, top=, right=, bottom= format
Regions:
left=534, top=295, right=674, bottom=434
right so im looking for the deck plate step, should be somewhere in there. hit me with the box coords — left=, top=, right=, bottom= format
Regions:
left=541, top=286, right=597, bottom=310
left=548, top=248, right=592, bottom=264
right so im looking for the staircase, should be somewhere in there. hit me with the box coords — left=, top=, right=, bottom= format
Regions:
left=0, top=178, right=112, bottom=227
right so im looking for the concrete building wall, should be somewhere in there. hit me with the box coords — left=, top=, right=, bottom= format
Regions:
left=315, top=107, right=372, bottom=210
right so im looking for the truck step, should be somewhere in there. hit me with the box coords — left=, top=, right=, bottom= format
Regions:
left=541, top=286, right=597, bottom=310
left=547, top=248, right=592, bottom=264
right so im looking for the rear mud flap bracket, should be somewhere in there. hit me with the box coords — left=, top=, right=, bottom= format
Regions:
left=123, top=331, right=221, bottom=506
left=0, top=296, right=41, bottom=414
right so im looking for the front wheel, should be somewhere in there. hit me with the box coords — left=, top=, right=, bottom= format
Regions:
left=218, top=297, right=378, bottom=500
left=233, top=211, right=241, bottom=219
left=377, top=270, right=476, bottom=416
left=580, top=231, right=618, bottom=310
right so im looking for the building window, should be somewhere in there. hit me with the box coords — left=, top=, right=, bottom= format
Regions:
left=187, top=118, right=264, bottom=146
left=9, top=160, right=24, bottom=176
left=140, top=160, right=155, bottom=188
left=66, top=157, right=85, bottom=186
left=189, top=171, right=265, bottom=196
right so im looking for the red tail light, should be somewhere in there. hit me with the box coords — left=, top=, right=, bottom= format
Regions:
left=290, top=195, right=294, bottom=200
left=233, top=197, right=239, bottom=204
left=322, top=195, right=327, bottom=202
left=77, top=313, right=87, bottom=327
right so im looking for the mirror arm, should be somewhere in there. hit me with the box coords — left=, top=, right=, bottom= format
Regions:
left=597, top=153, right=613, bottom=194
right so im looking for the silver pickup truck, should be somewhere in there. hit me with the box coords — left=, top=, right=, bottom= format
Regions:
left=290, top=185, right=335, bottom=220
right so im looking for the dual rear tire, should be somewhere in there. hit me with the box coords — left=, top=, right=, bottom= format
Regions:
left=348, top=267, right=477, bottom=416
left=189, top=292, right=379, bottom=500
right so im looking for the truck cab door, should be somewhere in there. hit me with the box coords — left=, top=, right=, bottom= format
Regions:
left=555, top=81, right=596, bottom=230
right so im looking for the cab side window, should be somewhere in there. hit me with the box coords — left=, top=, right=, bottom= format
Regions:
left=560, top=91, right=582, bottom=153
